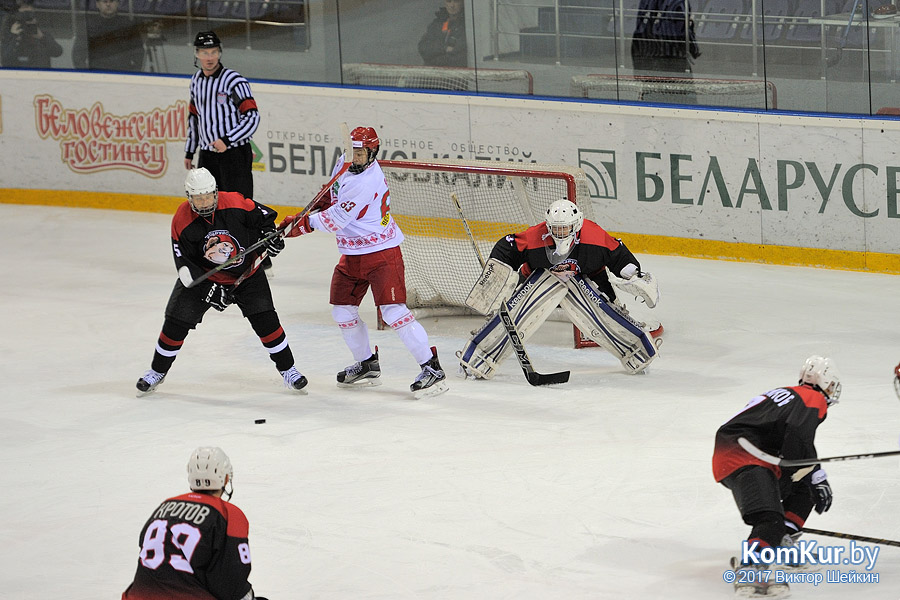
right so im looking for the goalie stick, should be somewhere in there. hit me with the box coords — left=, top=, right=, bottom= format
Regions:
left=179, top=123, right=353, bottom=289
left=737, top=436, right=900, bottom=468
left=450, top=192, right=569, bottom=386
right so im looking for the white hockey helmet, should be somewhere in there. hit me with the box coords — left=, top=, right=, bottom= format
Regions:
left=545, top=199, right=584, bottom=255
left=185, top=168, right=218, bottom=217
left=799, top=355, right=841, bottom=404
left=187, top=446, right=233, bottom=497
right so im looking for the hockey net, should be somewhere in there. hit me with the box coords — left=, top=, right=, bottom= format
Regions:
left=570, top=75, right=777, bottom=109
left=379, top=158, right=599, bottom=347
left=343, top=63, right=534, bottom=95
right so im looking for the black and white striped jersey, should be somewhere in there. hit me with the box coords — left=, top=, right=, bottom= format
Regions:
left=184, top=64, right=260, bottom=157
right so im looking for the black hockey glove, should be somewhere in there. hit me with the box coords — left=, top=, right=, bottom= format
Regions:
left=810, top=468, right=833, bottom=514
left=204, top=282, right=233, bottom=312
left=263, top=231, right=285, bottom=258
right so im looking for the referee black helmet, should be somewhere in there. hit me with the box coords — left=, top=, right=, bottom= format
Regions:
left=194, top=30, right=221, bottom=49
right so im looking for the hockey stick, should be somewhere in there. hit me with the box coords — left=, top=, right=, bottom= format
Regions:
left=450, top=192, right=569, bottom=386
left=179, top=123, right=353, bottom=289
left=802, top=527, right=900, bottom=548
left=737, top=436, right=900, bottom=468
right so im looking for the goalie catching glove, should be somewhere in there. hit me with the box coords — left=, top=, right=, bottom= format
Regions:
left=611, top=263, right=659, bottom=309
left=280, top=213, right=314, bottom=238
left=204, top=282, right=233, bottom=312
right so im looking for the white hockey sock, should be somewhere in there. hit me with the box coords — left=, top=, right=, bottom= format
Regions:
left=381, top=303, right=432, bottom=365
left=332, top=304, right=372, bottom=361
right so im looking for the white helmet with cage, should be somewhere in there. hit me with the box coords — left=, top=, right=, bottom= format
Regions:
left=545, top=199, right=584, bottom=256
left=187, top=446, right=233, bottom=497
left=799, top=355, right=841, bottom=405
left=185, top=168, right=218, bottom=217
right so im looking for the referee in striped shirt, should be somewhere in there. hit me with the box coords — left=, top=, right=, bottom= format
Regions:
left=183, top=31, right=260, bottom=201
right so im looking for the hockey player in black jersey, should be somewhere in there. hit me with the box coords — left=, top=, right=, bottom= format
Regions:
left=122, top=447, right=268, bottom=600
left=135, top=167, right=306, bottom=395
left=713, top=355, right=841, bottom=597
left=459, top=199, right=662, bottom=378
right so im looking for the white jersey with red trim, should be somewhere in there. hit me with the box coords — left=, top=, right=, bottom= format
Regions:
left=309, top=157, right=404, bottom=255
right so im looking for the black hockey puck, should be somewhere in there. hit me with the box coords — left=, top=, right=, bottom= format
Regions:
left=254, top=419, right=266, bottom=424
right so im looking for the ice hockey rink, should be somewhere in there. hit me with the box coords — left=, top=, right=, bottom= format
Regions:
left=2, top=202, right=899, bottom=599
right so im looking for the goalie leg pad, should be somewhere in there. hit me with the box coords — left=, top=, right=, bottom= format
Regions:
left=560, top=275, right=658, bottom=374
left=459, top=269, right=568, bottom=379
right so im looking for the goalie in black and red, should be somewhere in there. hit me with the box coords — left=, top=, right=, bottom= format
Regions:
left=713, top=356, right=841, bottom=597
left=279, top=125, right=449, bottom=400
left=458, top=199, right=662, bottom=378
left=122, top=447, right=269, bottom=600
left=135, top=167, right=306, bottom=396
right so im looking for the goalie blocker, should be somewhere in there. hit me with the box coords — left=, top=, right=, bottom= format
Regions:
left=459, top=262, right=659, bottom=378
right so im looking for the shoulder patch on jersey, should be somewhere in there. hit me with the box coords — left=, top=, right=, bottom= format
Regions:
left=172, top=201, right=198, bottom=237
left=519, top=223, right=553, bottom=250
left=216, top=191, right=255, bottom=210
left=794, top=385, right=829, bottom=419
left=578, top=220, right=619, bottom=249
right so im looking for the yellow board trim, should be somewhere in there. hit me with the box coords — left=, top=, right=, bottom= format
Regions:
left=3, top=189, right=898, bottom=274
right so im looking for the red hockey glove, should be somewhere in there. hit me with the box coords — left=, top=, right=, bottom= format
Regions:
left=280, top=213, right=313, bottom=238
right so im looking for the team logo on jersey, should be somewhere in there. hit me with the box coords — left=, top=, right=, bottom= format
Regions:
left=217, top=92, right=228, bottom=105
left=203, top=231, right=243, bottom=265
left=578, top=149, right=617, bottom=200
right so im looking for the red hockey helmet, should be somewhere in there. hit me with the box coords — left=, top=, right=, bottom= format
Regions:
left=350, top=126, right=380, bottom=150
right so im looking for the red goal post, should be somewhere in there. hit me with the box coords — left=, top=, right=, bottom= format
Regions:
left=376, top=158, right=600, bottom=348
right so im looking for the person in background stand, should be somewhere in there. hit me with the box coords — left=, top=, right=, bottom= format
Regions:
left=122, top=447, right=270, bottom=600
left=631, top=0, right=700, bottom=75
left=72, top=0, right=145, bottom=71
left=0, top=0, right=62, bottom=68
left=418, top=0, right=467, bottom=67
left=631, top=0, right=700, bottom=104
left=184, top=30, right=270, bottom=271
left=894, top=362, right=900, bottom=399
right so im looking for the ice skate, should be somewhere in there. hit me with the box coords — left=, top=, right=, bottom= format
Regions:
left=778, top=532, right=822, bottom=572
left=337, top=347, right=381, bottom=388
left=136, top=369, right=166, bottom=397
left=411, top=347, right=449, bottom=399
left=280, top=366, right=308, bottom=394
left=730, top=558, right=790, bottom=598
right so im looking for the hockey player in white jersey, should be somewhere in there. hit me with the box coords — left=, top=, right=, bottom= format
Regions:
left=281, top=126, right=448, bottom=399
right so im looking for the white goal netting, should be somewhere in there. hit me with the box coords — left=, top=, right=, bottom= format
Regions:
left=570, top=75, right=777, bottom=109
left=380, top=159, right=595, bottom=313
left=343, top=63, right=534, bottom=95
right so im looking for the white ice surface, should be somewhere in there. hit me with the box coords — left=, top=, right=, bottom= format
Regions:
left=1, top=204, right=899, bottom=599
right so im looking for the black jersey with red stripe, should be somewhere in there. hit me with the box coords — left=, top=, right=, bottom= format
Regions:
left=171, top=191, right=277, bottom=286
left=122, top=492, right=253, bottom=600
left=489, top=220, right=640, bottom=286
left=712, top=384, right=829, bottom=482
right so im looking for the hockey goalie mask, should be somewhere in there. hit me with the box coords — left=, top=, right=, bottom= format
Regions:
left=187, top=446, right=234, bottom=499
left=185, top=168, right=218, bottom=217
left=799, top=355, right=842, bottom=405
left=349, top=126, right=380, bottom=174
left=545, top=199, right=583, bottom=256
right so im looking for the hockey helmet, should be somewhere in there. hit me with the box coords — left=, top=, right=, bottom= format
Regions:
left=799, top=355, right=841, bottom=404
left=545, top=199, right=584, bottom=255
left=185, top=168, right=218, bottom=217
left=187, top=446, right=233, bottom=497
left=349, top=126, right=379, bottom=174
left=193, top=30, right=221, bottom=49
